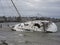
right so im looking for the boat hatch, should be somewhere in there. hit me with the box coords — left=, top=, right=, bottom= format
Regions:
left=18, top=24, right=21, bottom=26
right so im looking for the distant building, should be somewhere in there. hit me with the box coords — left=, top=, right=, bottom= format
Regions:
left=0, top=17, right=5, bottom=22
left=6, top=17, right=17, bottom=22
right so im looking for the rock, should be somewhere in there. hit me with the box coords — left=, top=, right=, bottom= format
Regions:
left=0, top=40, right=8, bottom=45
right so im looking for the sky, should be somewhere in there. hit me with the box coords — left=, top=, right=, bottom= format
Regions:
left=0, top=0, right=60, bottom=18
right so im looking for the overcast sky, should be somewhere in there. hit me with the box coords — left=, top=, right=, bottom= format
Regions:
left=0, top=0, right=60, bottom=18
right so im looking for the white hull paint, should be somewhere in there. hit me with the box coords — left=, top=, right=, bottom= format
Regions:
left=11, top=20, right=57, bottom=33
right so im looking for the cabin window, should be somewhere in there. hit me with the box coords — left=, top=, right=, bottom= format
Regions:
left=24, top=24, right=28, bottom=26
left=34, top=23, right=40, bottom=28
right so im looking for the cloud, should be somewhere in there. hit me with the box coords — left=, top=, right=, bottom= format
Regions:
left=0, top=0, right=60, bottom=18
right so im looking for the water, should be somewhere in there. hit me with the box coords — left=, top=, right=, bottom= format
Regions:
left=0, top=22, right=60, bottom=45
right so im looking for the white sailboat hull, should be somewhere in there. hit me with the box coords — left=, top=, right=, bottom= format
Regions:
left=11, top=20, right=57, bottom=33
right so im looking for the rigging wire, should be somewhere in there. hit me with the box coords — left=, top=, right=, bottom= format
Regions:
left=10, top=0, right=21, bottom=20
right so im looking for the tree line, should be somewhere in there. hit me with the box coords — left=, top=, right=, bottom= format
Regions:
left=0, top=16, right=60, bottom=23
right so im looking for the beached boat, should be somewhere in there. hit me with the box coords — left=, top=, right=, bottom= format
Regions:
left=11, top=20, right=57, bottom=33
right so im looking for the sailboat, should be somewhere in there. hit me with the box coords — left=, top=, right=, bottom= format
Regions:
left=10, top=0, right=57, bottom=33
left=11, top=20, right=57, bottom=33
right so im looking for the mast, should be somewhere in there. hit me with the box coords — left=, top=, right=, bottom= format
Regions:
left=11, top=0, right=21, bottom=21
